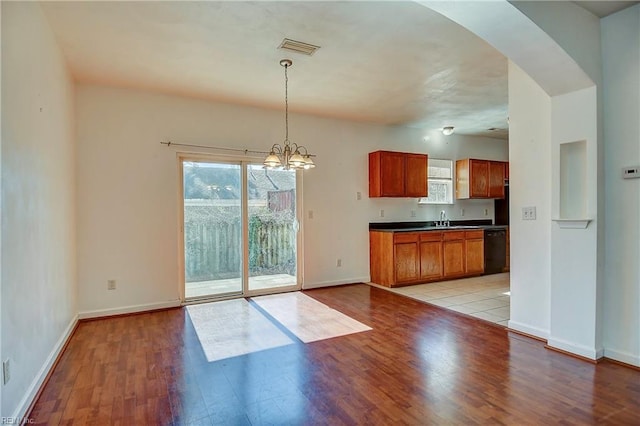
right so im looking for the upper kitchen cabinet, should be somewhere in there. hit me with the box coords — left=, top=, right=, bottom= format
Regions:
left=455, top=159, right=506, bottom=199
left=369, top=150, right=428, bottom=197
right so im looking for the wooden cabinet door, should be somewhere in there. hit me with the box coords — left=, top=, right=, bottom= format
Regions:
left=405, top=154, right=428, bottom=197
left=370, top=231, right=395, bottom=287
left=465, top=238, right=485, bottom=274
left=420, top=240, right=442, bottom=280
left=395, top=242, right=420, bottom=283
left=380, top=151, right=406, bottom=197
left=469, top=160, right=489, bottom=197
left=443, top=240, right=465, bottom=277
left=455, top=159, right=470, bottom=199
left=457, top=159, right=508, bottom=199
left=370, top=151, right=427, bottom=198
left=488, top=161, right=505, bottom=198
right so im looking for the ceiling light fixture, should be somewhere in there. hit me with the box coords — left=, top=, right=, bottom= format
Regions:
left=264, top=59, right=315, bottom=170
left=442, top=126, right=455, bottom=136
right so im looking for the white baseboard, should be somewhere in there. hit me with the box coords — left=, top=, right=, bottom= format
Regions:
left=507, top=320, right=549, bottom=340
left=12, top=314, right=78, bottom=421
left=547, top=336, right=604, bottom=360
left=78, top=300, right=182, bottom=320
left=303, top=276, right=369, bottom=290
left=604, top=347, right=640, bottom=367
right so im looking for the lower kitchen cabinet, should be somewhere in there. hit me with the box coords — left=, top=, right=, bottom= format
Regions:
left=394, top=233, right=420, bottom=283
left=370, top=229, right=484, bottom=287
left=465, top=230, right=485, bottom=274
left=420, top=233, right=443, bottom=280
left=443, top=232, right=465, bottom=278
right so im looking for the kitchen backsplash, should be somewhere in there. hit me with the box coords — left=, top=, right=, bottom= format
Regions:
left=366, top=197, right=495, bottom=223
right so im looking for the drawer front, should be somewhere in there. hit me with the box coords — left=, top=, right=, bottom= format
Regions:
left=394, top=232, right=419, bottom=244
left=443, top=231, right=465, bottom=241
left=420, top=232, right=442, bottom=242
left=465, top=230, right=484, bottom=239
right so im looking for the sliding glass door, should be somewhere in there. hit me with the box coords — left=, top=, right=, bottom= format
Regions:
left=183, top=161, right=243, bottom=299
left=181, top=157, right=300, bottom=300
left=247, top=164, right=298, bottom=292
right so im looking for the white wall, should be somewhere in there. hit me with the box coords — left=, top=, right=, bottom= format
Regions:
left=602, top=4, right=640, bottom=366
left=548, top=87, right=601, bottom=358
left=507, top=61, right=551, bottom=338
left=1, top=2, right=77, bottom=418
left=75, top=84, right=507, bottom=312
left=511, top=1, right=602, bottom=86
left=0, top=2, right=3, bottom=413
left=514, top=0, right=605, bottom=360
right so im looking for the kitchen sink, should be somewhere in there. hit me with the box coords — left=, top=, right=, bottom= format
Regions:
left=434, top=225, right=479, bottom=230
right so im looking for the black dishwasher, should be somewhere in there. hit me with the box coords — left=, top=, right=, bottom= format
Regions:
left=484, top=229, right=507, bottom=274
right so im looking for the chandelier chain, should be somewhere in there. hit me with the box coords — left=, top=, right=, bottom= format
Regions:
left=284, top=62, right=289, bottom=142
left=262, top=58, right=315, bottom=170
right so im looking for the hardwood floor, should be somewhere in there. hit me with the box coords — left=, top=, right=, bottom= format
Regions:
left=30, top=284, right=640, bottom=425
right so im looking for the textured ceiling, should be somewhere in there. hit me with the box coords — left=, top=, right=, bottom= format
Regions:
left=42, top=1, right=514, bottom=139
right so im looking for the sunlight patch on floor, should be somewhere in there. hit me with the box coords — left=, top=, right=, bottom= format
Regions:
left=187, top=292, right=372, bottom=361
left=187, top=299, right=294, bottom=362
left=252, top=292, right=372, bottom=343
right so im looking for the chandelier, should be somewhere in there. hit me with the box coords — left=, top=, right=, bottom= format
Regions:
left=263, top=59, right=315, bottom=170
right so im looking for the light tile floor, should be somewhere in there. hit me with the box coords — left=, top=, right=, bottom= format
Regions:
left=369, top=273, right=510, bottom=326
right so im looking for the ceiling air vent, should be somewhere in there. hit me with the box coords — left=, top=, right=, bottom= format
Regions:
left=278, top=38, right=320, bottom=56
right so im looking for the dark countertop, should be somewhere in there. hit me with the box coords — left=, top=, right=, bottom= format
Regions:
left=369, top=220, right=508, bottom=233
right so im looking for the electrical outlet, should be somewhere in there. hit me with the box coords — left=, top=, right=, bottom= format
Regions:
left=308, top=210, right=314, bottom=219
left=356, top=191, right=362, bottom=200
left=484, top=208, right=489, bottom=216
left=380, top=209, right=385, bottom=218
left=460, top=208, right=465, bottom=217
left=337, top=259, right=342, bottom=267
left=622, top=166, right=640, bottom=179
left=410, top=210, right=416, bottom=218
left=3, top=359, right=10, bottom=385
left=107, top=279, right=116, bottom=290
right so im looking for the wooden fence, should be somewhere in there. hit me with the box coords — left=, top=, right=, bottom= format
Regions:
left=184, top=215, right=296, bottom=282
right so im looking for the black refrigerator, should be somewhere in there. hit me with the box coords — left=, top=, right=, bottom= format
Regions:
left=494, top=185, right=509, bottom=225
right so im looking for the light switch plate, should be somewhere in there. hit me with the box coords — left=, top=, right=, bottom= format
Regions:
left=522, top=206, right=537, bottom=220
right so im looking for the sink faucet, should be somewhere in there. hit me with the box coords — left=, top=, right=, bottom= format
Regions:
left=438, top=210, right=450, bottom=227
